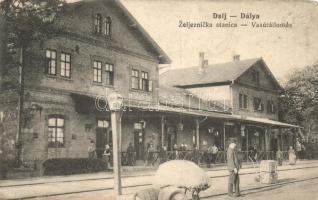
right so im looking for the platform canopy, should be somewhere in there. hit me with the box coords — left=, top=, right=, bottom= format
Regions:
left=231, top=115, right=300, bottom=129
left=70, top=92, right=299, bottom=129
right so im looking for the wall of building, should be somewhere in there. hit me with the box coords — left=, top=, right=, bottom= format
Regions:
left=0, top=0, right=168, bottom=164
left=18, top=89, right=93, bottom=160
left=15, top=0, right=162, bottom=108
left=24, top=35, right=159, bottom=104
left=17, top=88, right=165, bottom=161
left=56, top=1, right=158, bottom=59
left=232, top=84, right=279, bottom=120
left=231, top=61, right=280, bottom=120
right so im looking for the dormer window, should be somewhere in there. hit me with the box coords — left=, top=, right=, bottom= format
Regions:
left=94, top=13, right=102, bottom=34
left=104, top=16, right=112, bottom=36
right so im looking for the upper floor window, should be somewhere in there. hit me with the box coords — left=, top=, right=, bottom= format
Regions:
left=48, top=116, right=65, bottom=148
left=239, top=94, right=248, bottom=109
left=141, top=71, right=149, bottom=91
left=45, top=49, right=57, bottom=75
left=60, top=53, right=71, bottom=78
left=252, top=70, right=260, bottom=84
left=141, top=71, right=153, bottom=92
left=94, top=13, right=102, bottom=34
left=104, top=17, right=112, bottom=36
left=105, top=63, right=114, bottom=86
left=93, top=61, right=102, bottom=83
left=131, top=69, right=153, bottom=92
left=131, top=69, right=139, bottom=89
left=253, top=97, right=264, bottom=112
left=267, top=100, right=276, bottom=114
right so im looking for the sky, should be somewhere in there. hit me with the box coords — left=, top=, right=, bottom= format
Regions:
left=68, top=0, right=318, bottom=83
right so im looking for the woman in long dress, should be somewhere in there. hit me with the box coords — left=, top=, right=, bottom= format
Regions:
left=288, top=146, right=296, bottom=165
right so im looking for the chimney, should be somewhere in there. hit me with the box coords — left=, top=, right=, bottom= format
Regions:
left=198, top=52, right=206, bottom=73
left=233, top=54, right=240, bottom=62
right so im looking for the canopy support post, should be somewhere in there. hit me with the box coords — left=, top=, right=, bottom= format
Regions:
left=223, top=124, right=226, bottom=149
left=196, top=119, right=200, bottom=149
left=161, top=115, right=165, bottom=148
left=246, top=127, right=249, bottom=161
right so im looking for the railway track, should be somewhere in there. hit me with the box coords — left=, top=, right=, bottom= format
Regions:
left=201, top=176, right=318, bottom=199
left=1, top=163, right=318, bottom=189
left=7, top=175, right=318, bottom=200
left=2, top=164, right=318, bottom=200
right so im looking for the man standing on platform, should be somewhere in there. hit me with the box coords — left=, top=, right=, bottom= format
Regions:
left=227, top=138, right=240, bottom=197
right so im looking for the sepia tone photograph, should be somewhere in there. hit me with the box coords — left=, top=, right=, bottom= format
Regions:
left=0, top=0, right=318, bottom=199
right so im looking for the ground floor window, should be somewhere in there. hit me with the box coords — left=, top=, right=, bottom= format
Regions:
left=48, top=116, right=65, bottom=148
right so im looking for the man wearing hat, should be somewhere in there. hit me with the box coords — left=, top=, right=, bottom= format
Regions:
left=227, top=138, right=240, bottom=197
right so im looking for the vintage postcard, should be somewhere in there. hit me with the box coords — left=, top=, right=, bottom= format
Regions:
left=0, top=0, right=317, bottom=199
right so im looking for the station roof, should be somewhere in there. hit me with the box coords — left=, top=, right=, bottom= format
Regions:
left=160, top=58, right=260, bottom=87
left=160, top=58, right=283, bottom=91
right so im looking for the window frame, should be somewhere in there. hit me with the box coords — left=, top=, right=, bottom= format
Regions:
left=141, top=71, right=149, bottom=91
left=104, top=16, right=112, bottom=37
left=267, top=100, right=276, bottom=114
left=93, top=60, right=102, bottom=83
left=48, top=115, right=65, bottom=148
left=105, top=63, right=114, bottom=86
left=97, top=119, right=109, bottom=128
left=131, top=69, right=140, bottom=90
left=239, top=93, right=248, bottom=109
left=45, top=49, right=57, bottom=75
left=60, top=52, right=71, bottom=78
left=253, top=97, right=264, bottom=112
left=94, top=13, right=102, bottom=34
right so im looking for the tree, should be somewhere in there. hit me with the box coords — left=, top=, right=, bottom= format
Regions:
left=280, top=64, right=318, bottom=141
left=0, top=0, right=65, bottom=165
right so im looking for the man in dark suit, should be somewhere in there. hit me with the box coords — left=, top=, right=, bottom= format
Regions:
left=227, top=138, right=240, bottom=197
